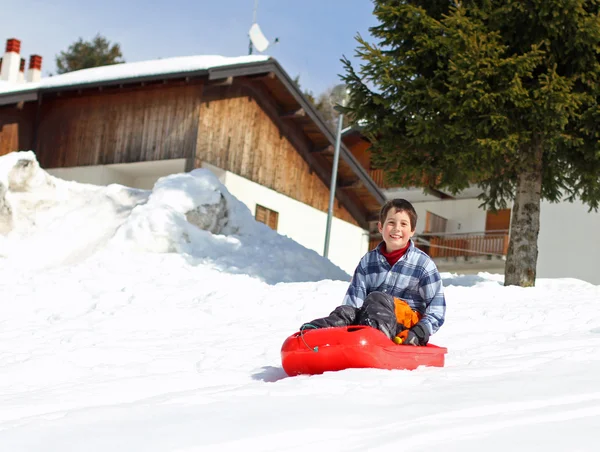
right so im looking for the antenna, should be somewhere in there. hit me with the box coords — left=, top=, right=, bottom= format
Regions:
left=248, top=0, right=279, bottom=55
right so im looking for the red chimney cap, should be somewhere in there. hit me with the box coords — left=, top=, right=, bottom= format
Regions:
left=29, top=54, right=42, bottom=70
left=6, top=38, right=21, bottom=54
left=19, top=58, right=26, bottom=71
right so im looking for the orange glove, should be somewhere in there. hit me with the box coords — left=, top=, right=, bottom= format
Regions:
left=393, top=298, right=421, bottom=328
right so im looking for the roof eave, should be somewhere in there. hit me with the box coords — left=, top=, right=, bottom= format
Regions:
left=211, top=60, right=387, bottom=225
left=0, top=90, right=38, bottom=106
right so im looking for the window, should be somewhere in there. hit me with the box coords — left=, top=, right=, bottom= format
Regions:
left=425, top=211, right=448, bottom=233
left=255, top=204, right=279, bottom=231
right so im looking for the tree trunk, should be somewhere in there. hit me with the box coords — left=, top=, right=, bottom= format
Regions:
left=504, top=146, right=543, bottom=287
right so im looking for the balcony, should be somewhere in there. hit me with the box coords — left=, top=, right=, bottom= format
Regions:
left=415, top=230, right=510, bottom=259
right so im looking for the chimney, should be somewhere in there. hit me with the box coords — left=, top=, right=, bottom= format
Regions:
left=0, top=38, right=21, bottom=83
left=17, top=58, right=25, bottom=83
left=26, top=54, right=42, bottom=83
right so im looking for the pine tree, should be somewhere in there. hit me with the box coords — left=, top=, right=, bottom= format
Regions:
left=342, top=0, right=600, bottom=287
left=56, top=34, right=124, bottom=74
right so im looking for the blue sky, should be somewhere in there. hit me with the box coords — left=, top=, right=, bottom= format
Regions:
left=1, top=0, right=378, bottom=95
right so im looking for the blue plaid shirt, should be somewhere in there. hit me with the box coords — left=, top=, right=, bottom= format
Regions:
left=342, top=240, right=446, bottom=335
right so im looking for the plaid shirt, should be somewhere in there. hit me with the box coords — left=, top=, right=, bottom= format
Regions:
left=342, top=240, right=446, bottom=335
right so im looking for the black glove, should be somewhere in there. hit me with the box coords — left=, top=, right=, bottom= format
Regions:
left=404, top=323, right=430, bottom=346
left=299, top=305, right=359, bottom=331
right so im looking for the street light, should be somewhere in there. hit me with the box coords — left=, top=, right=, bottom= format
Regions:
left=323, top=84, right=350, bottom=258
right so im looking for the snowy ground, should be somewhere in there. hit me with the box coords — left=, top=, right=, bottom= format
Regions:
left=1, top=152, right=599, bottom=451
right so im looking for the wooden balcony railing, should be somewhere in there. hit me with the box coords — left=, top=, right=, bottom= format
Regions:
left=415, top=230, right=509, bottom=258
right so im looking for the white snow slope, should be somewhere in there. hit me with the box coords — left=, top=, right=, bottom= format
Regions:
left=0, top=151, right=599, bottom=452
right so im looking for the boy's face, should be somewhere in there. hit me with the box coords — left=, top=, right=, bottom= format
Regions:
left=378, top=208, right=414, bottom=252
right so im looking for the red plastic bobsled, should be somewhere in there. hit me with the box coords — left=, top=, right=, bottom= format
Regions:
left=281, top=325, right=447, bottom=376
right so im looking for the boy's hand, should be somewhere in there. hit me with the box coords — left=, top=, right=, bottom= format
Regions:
left=395, top=323, right=429, bottom=346
left=403, top=330, right=421, bottom=346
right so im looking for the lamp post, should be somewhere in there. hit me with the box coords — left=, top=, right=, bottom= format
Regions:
left=323, top=84, right=350, bottom=258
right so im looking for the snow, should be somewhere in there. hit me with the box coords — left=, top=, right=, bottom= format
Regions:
left=0, top=55, right=270, bottom=95
left=1, top=151, right=599, bottom=451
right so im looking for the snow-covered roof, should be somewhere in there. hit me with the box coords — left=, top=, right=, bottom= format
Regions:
left=0, top=54, right=271, bottom=95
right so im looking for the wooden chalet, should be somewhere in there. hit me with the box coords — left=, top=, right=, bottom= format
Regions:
left=0, top=55, right=385, bottom=234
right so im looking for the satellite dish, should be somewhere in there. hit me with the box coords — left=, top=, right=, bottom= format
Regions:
left=247, top=1, right=279, bottom=55
left=249, top=23, right=270, bottom=53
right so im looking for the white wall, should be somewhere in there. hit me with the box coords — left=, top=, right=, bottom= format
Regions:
left=215, top=165, right=367, bottom=276
left=48, top=166, right=135, bottom=187
left=132, top=175, right=163, bottom=190
left=538, top=199, right=600, bottom=284
left=201, top=162, right=227, bottom=184
left=47, top=159, right=187, bottom=190
left=411, top=198, right=487, bottom=234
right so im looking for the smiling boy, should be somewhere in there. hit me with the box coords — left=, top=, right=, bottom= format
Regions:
left=301, top=199, right=446, bottom=345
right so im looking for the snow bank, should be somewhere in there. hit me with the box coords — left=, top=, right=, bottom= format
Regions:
left=0, top=151, right=349, bottom=283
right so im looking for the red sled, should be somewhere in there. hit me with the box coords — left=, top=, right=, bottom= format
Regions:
left=281, top=325, right=448, bottom=376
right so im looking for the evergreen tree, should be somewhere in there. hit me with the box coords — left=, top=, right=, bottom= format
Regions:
left=56, top=34, right=124, bottom=74
left=342, top=0, right=600, bottom=287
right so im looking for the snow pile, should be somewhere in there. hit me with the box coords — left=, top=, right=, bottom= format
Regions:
left=0, top=151, right=348, bottom=283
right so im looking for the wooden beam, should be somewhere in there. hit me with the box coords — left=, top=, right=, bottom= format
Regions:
left=206, top=76, right=234, bottom=87
left=337, top=178, right=362, bottom=189
left=311, top=144, right=333, bottom=154
left=280, top=108, right=305, bottom=119
left=246, top=71, right=276, bottom=80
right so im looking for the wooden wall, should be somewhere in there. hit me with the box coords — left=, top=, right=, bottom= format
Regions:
left=345, top=136, right=371, bottom=170
left=2, top=78, right=361, bottom=226
left=196, top=83, right=358, bottom=225
left=35, top=83, right=203, bottom=168
left=0, top=103, right=36, bottom=157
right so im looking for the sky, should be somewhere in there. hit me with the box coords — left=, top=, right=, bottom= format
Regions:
left=0, top=0, right=379, bottom=96
left=1, top=150, right=600, bottom=451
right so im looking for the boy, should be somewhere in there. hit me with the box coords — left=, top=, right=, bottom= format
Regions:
left=301, top=199, right=446, bottom=345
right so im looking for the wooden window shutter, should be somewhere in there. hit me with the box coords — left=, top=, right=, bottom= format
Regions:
left=485, top=209, right=511, bottom=232
left=0, top=123, right=19, bottom=157
left=255, top=204, right=279, bottom=231
left=255, top=205, right=267, bottom=224
left=424, top=211, right=448, bottom=233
